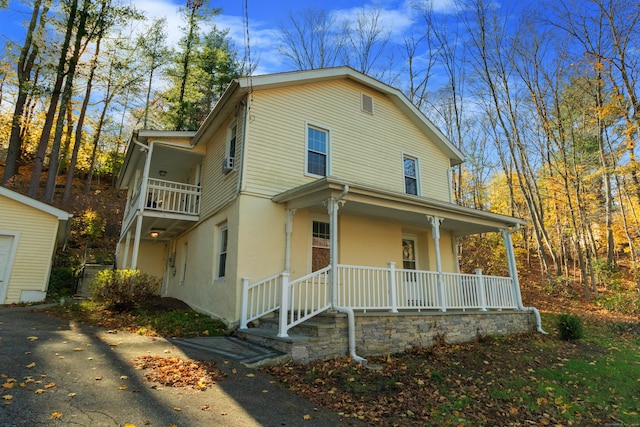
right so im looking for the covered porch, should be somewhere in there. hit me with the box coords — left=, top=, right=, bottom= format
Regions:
left=239, top=177, right=538, bottom=350
left=116, top=130, right=203, bottom=271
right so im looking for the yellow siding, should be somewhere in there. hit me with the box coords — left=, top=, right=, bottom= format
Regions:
left=244, top=79, right=451, bottom=200
left=199, top=112, right=245, bottom=218
left=0, top=195, right=58, bottom=304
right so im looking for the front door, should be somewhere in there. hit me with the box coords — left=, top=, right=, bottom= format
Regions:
left=402, top=235, right=422, bottom=306
left=0, top=235, right=16, bottom=304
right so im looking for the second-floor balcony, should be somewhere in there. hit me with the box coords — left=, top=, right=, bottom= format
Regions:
left=144, top=178, right=200, bottom=215
left=123, top=178, right=201, bottom=232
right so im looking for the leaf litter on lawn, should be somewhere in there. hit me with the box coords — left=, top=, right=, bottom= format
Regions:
left=264, top=332, right=624, bottom=426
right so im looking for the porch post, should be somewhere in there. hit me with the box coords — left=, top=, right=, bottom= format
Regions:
left=327, top=198, right=339, bottom=308
left=131, top=142, right=154, bottom=271
left=327, top=185, right=348, bottom=308
left=122, top=231, right=131, bottom=269
left=428, top=216, right=446, bottom=312
left=277, top=272, right=290, bottom=337
left=501, top=228, right=523, bottom=308
left=387, top=262, right=398, bottom=313
left=240, top=277, right=250, bottom=329
left=475, top=268, right=488, bottom=311
left=131, top=215, right=143, bottom=270
left=284, top=209, right=296, bottom=272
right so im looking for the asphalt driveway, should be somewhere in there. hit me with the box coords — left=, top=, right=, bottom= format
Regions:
left=0, top=305, right=363, bottom=426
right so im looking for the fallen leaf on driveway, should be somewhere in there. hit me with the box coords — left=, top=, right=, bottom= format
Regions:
left=44, top=382, right=56, bottom=389
left=25, top=362, right=36, bottom=369
left=2, top=395, right=12, bottom=400
left=50, top=411, right=62, bottom=419
left=35, top=389, right=46, bottom=394
left=68, top=392, right=76, bottom=397
left=27, top=336, right=38, bottom=341
left=303, top=414, right=312, bottom=420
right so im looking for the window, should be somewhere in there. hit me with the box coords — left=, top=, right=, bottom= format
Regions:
left=311, top=221, right=330, bottom=271
left=181, top=242, right=188, bottom=285
left=217, top=225, right=228, bottom=278
left=402, top=238, right=417, bottom=270
left=306, top=125, right=329, bottom=176
left=403, top=154, right=419, bottom=195
left=228, top=123, right=237, bottom=160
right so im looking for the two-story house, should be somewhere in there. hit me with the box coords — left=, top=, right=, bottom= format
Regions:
left=116, top=67, right=543, bottom=362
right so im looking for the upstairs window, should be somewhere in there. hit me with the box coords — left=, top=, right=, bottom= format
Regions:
left=403, top=154, right=419, bottom=195
left=306, top=125, right=329, bottom=176
left=222, top=123, right=237, bottom=173
left=228, top=123, right=237, bottom=160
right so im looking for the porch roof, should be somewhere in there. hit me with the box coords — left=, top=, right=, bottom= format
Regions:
left=272, top=177, right=526, bottom=236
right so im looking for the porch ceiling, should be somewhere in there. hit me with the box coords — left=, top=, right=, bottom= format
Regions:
left=273, top=177, right=526, bottom=236
left=118, top=130, right=202, bottom=189
left=136, top=212, right=197, bottom=243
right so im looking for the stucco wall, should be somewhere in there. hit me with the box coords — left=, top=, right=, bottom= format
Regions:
left=0, top=195, right=59, bottom=304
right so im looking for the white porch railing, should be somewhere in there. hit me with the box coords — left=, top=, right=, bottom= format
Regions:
left=123, top=178, right=201, bottom=228
left=240, top=264, right=518, bottom=337
left=145, top=178, right=200, bottom=215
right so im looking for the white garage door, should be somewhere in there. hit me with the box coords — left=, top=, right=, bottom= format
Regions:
left=0, top=235, right=15, bottom=304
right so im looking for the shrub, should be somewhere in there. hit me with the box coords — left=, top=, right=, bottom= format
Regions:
left=92, top=269, right=160, bottom=312
left=48, top=267, right=78, bottom=299
left=596, top=293, right=640, bottom=316
left=556, top=313, right=584, bottom=341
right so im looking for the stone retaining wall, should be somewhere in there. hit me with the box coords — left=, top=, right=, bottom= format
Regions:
left=289, top=310, right=536, bottom=363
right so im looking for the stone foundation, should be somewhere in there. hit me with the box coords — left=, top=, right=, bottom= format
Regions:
left=245, top=310, right=537, bottom=363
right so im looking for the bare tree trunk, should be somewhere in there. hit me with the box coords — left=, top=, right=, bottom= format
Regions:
left=28, top=0, right=78, bottom=198
left=44, top=0, right=90, bottom=202
left=63, top=31, right=103, bottom=204
left=2, top=0, right=47, bottom=185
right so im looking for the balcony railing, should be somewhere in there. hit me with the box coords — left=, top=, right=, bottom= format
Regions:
left=124, top=178, right=201, bottom=228
left=240, top=264, right=519, bottom=337
left=145, top=178, right=200, bottom=215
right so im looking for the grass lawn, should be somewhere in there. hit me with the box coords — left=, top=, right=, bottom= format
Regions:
left=47, top=296, right=639, bottom=425
left=49, top=297, right=228, bottom=338
left=264, top=313, right=640, bottom=426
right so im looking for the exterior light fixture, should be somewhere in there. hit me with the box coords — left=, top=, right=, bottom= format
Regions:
left=150, top=228, right=165, bottom=238
left=159, top=170, right=167, bottom=177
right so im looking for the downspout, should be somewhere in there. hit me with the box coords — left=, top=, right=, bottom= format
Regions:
left=237, top=99, right=249, bottom=194
left=504, top=224, right=547, bottom=334
left=330, top=185, right=367, bottom=364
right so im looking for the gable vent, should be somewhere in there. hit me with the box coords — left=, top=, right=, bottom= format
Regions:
left=361, top=93, right=374, bottom=114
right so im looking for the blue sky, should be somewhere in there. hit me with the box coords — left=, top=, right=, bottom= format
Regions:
left=0, top=0, right=456, bottom=75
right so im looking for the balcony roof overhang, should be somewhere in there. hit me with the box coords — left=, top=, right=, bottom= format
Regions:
left=117, top=130, right=200, bottom=189
left=273, top=177, right=526, bottom=236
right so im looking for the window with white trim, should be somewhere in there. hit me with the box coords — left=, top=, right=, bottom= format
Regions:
left=223, top=123, right=237, bottom=173
left=311, top=221, right=330, bottom=272
left=217, top=224, right=228, bottom=278
left=306, top=125, right=329, bottom=176
left=403, top=154, right=419, bottom=195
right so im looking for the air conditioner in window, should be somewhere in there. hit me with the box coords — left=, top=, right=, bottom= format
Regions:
left=222, top=157, right=235, bottom=173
